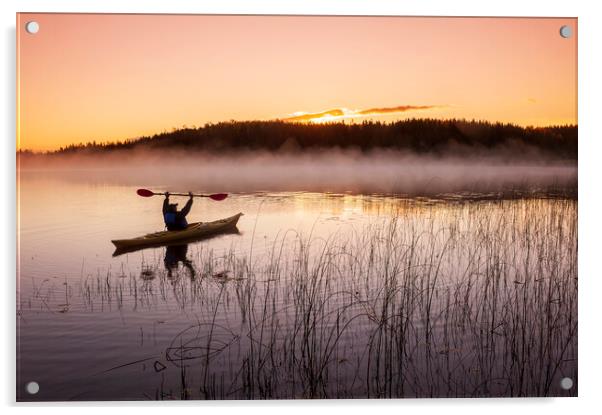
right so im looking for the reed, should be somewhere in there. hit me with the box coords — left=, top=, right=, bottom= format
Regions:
left=46, top=197, right=576, bottom=399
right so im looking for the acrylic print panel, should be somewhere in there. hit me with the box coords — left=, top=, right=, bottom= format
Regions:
left=16, top=13, right=577, bottom=401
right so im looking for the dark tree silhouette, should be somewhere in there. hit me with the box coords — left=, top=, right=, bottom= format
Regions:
left=31, top=119, right=576, bottom=159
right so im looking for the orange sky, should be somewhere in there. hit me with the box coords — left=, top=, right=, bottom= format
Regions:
left=17, top=14, right=577, bottom=151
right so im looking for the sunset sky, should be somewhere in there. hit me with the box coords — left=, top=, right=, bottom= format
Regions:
left=17, top=14, right=577, bottom=151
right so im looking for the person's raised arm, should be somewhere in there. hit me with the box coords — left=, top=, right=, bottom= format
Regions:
left=180, top=192, right=194, bottom=217
left=162, top=192, right=170, bottom=214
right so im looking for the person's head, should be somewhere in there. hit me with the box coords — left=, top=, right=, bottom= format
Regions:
left=167, top=203, right=178, bottom=213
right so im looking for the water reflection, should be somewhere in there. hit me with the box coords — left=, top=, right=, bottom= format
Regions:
left=164, top=244, right=195, bottom=281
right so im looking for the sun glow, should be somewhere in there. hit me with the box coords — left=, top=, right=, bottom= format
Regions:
left=283, top=106, right=437, bottom=124
left=308, top=109, right=353, bottom=123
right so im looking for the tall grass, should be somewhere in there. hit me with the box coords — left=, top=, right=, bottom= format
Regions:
left=73, top=198, right=577, bottom=399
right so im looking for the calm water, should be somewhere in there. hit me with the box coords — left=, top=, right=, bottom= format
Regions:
left=17, top=171, right=578, bottom=400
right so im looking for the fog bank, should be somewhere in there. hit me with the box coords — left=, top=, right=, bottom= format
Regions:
left=18, top=149, right=577, bottom=196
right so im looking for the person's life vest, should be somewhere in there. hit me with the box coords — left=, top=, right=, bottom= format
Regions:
left=164, top=212, right=188, bottom=230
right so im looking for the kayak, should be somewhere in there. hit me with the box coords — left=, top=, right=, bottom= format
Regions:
left=111, top=213, right=243, bottom=254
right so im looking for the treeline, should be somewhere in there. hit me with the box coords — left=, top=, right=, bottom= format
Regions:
left=48, top=119, right=577, bottom=158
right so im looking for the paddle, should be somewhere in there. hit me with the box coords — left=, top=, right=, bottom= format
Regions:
left=136, top=188, right=228, bottom=201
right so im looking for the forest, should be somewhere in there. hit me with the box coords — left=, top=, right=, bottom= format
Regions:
left=23, top=119, right=578, bottom=159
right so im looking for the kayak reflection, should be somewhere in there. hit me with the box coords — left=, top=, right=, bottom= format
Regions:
left=165, top=243, right=195, bottom=280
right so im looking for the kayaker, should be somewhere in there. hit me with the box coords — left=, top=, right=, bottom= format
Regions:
left=163, top=191, right=194, bottom=231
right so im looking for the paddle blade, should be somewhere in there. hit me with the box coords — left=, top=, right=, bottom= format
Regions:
left=208, top=193, right=228, bottom=201
left=136, top=188, right=155, bottom=197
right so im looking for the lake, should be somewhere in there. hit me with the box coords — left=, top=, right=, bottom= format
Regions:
left=17, top=168, right=578, bottom=400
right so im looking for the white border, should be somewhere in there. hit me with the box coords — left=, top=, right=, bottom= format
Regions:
left=3, top=1, right=601, bottom=414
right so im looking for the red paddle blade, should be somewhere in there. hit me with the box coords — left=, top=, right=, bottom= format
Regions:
left=208, top=193, right=228, bottom=201
left=136, top=188, right=155, bottom=197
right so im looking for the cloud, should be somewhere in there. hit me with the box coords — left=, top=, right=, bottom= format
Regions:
left=358, top=105, right=437, bottom=115
left=281, top=105, right=438, bottom=122
left=282, top=109, right=345, bottom=122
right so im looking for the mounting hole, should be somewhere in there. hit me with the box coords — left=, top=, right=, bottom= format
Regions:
left=25, top=21, right=39, bottom=34
left=560, top=377, right=573, bottom=390
left=559, top=25, right=572, bottom=39
left=25, top=381, right=39, bottom=394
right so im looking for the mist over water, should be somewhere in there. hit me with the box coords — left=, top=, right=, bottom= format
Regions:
left=19, top=149, right=577, bottom=196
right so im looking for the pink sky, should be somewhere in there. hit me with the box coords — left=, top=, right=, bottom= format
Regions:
left=17, top=14, right=577, bottom=151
